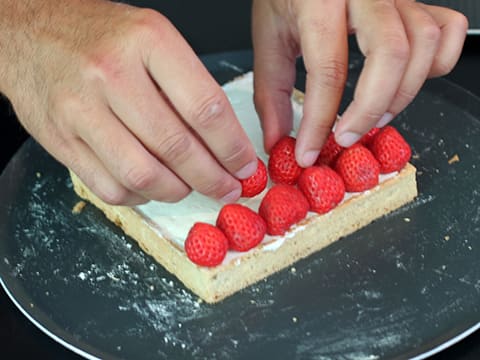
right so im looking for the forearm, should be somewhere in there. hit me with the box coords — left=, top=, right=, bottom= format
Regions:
left=0, top=1, right=53, bottom=96
left=0, top=0, right=111, bottom=100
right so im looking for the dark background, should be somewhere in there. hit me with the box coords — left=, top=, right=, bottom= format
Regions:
left=1, top=1, right=479, bottom=358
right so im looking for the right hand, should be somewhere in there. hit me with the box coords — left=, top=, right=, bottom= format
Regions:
left=0, top=0, right=257, bottom=205
left=251, top=0, right=468, bottom=167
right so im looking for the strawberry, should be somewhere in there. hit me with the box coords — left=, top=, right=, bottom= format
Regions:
left=298, top=165, right=345, bottom=214
left=259, top=184, right=309, bottom=236
left=370, top=125, right=411, bottom=173
left=184, top=222, right=228, bottom=267
left=335, top=144, right=380, bottom=192
left=216, top=204, right=266, bottom=252
left=316, top=132, right=344, bottom=167
left=359, top=127, right=380, bottom=147
left=240, top=157, right=268, bottom=197
left=268, top=136, right=303, bottom=185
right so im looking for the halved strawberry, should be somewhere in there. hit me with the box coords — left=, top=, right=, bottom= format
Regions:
left=216, top=204, right=266, bottom=252
left=359, top=127, right=380, bottom=147
left=370, top=126, right=411, bottom=173
left=316, top=132, right=344, bottom=167
left=335, top=144, right=380, bottom=192
left=298, top=165, right=345, bottom=214
left=240, top=157, right=268, bottom=197
left=268, top=136, right=303, bottom=185
left=259, top=184, right=309, bottom=236
left=185, top=223, right=228, bottom=267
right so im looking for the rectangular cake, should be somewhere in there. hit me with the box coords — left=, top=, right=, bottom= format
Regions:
left=70, top=72, right=417, bottom=303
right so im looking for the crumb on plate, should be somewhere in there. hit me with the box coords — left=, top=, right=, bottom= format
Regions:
left=72, top=200, right=87, bottom=214
left=448, top=154, right=460, bottom=164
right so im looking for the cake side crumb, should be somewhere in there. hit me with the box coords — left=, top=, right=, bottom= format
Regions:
left=448, top=154, right=460, bottom=164
left=72, top=200, right=87, bottom=214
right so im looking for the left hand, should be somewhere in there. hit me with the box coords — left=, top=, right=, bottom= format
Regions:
left=252, top=0, right=468, bottom=167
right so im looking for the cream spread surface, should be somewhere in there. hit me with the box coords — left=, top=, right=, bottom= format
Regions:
left=135, top=72, right=396, bottom=262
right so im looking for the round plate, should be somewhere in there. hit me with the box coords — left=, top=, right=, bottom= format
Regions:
left=1, top=50, right=479, bottom=360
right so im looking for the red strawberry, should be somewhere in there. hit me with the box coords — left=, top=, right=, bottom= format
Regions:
left=335, top=144, right=380, bottom=192
left=216, top=204, right=266, bottom=252
left=370, top=126, right=411, bottom=173
left=268, top=136, right=303, bottom=185
left=240, top=157, right=268, bottom=197
left=316, top=132, right=344, bottom=167
left=298, top=165, right=345, bottom=214
left=259, top=184, right=309, bottom=236
left=359, top=127, right=380, bottom=146
left=184, top=223, right=228, bottom=267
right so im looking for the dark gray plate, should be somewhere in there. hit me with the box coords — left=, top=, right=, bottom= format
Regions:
left=0, top=50, right=479, bottom=360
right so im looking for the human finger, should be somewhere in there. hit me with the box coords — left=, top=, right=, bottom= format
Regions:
left=25, top=101, right=149, bottom=205
left=419, top=3, right=468, bottom=78
left=336, top=0, right=409, bottom=147
left=72, top=102, right=192, bottom=203
left=65, top=139, right=149, bottom=206
left=142, top=12, right=257, bottom=180
left=252, top=0, right=297, bottom=153
left=294, top=0, right=349, bottom=167
left=35, top=121, right=148, bottom=206
left=386, top=0, right=441, bottom=117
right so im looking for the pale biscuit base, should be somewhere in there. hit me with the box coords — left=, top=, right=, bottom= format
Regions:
left=70, top=163, right=417, bottom=303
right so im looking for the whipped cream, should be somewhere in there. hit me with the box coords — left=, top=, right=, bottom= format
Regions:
left=135, top=72, right=396, bottom=264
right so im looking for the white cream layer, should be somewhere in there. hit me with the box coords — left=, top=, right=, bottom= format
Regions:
left=135, top=72, right=396, bottom=263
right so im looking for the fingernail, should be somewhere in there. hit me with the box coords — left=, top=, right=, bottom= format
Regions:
left=376, top=112, right=393, bottom=128
left=220, top=188, right=242, bottom=204
left=235, top=160, right=258, bottom=179
left=301, top=150, right=320, bottom=167
left=336, top=131, right=362, bottom=147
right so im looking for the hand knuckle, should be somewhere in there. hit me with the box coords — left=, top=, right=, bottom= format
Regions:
left=379, top=36, right=410, bottom=63
left=81, top=49, right=123, bottom=86
left=47, top=91, right=91, bottom=135
left=312, top=60, right=348, bottom=90
left=372, top=0, right=396, bottom=15
left=420, top=23, right=441, bottom=44
left=452, top=12, right=469, bottom=31
left=221, top=139, right=251, bottom=166
left=300, top=17, right=328, bottom=35
left=143, top=168, right=191, bottom=202
left=82, top=10, right=170, bottom=84
left=100, top=186, right=131, bottom=205
left=123, top=166, right=157, bottom=192
left=131, top=8, right=174, bottom=46
left=197, top=179, right=230, bottom=199
left=51, top=88, right=78, bottom=108
left=158, top=131, right=192, bottom=163
left=310, top=121, right=333, bottom=137
left=358, top=107, right=384, bottom=125
left=48, top=90, right=78, bottom=120
left=133, top=8, right=170, bottom=34
left=433, top=59, right=454, bottom=77
left=159, top=186, right=191, bottom=203
left=189, top=91, right=228, bottom=130
left=396, top=87, right=416, bottom=104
